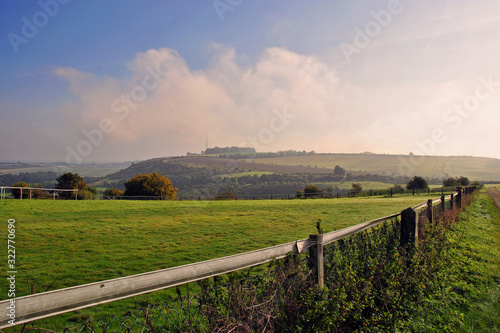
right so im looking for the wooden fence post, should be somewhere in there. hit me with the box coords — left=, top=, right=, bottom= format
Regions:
left=427, top=199, right=433, bottom=224
left=456, top=189, right=462, bottom=209
left=450, top=193, right=454, bottom=210
left=308, top=234, right=324, bottom=287
left=441, top=195, right=446, bottom=221
left=400, top=207, right=418, bottom=247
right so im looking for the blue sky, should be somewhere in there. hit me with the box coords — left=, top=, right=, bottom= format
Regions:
left=1, top=0, right=500, bottom=163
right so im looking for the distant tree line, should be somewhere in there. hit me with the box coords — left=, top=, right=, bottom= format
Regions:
left=2, top=158, right=485, bottom=201
left=0, top=171, right=59, bottom=187
left=216, top=150, right=318, bottom=159
left=203, top=146, right=256, bottom=155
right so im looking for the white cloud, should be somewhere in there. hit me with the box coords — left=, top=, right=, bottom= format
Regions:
left=52, top=41, right=500, bottom=163
left=55, top=47, right=357, bottom=160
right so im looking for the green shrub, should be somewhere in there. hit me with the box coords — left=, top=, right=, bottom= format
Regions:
left=11, top=181, right=30, bottom=199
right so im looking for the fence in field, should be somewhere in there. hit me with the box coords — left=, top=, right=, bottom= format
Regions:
left=104, top=186, right=459, bottom=201
left=0, top=186, right=476, bottom=329
left=0, top=186, right=79, bottom=200
left=0, top=185, right=458, bottom=201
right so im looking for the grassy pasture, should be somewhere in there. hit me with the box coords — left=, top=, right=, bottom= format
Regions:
left=0, top=195, right=442, bottom=329
left=0, top=162, right=130, bottom=177
left=243, top=154, right=500, bottom=181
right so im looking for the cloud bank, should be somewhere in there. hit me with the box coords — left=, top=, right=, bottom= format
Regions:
left=55, top=45, right=500, bottom=163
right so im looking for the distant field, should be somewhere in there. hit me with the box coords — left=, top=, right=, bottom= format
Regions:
left=242, top=154, right=500, bottom=181
left=225, top=170, right=277, bottom=178
left=0, top=196, right=432, bottom=329
left=0, top=162, right=130, bottom=177
left=174, top=156, right=338, bottom=174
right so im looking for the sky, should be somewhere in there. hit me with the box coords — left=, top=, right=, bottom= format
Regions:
left=1, top=0, right=499, bottom=163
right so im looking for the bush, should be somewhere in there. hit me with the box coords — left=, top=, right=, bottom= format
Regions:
left=457, top=176, right=470, bottom=186
left=32, top=184, right=50, bottom=199
left=11, top=181, right=29, bottom=199
left=215, top=187, right=237, bottom=200
left=407, top=176, right=428, bottom=190
left=442, top=177, right=458, bottom=187
left=351, top=183, right=363, bottom=194
left=104, top=187, right=125, bottom=197
left=391, top=184, right=405, bottom=193
left=303, top=184, right=323, bottom=198
left=124, top=172, right=178, bottom=198
left=78, top=189, right=98, bottom=200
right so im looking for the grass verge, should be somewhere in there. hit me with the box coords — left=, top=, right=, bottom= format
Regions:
left=406, top=192, right=500, bottom=331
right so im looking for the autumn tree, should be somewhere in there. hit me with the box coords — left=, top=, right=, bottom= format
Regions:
left=104, top=187, right=125, bottom=197
left=124, top=172, right=178, bottom=199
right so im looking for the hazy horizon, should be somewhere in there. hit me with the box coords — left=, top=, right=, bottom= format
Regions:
left=2, top=1, right=500, bottom=163
left=2, top=150, right=500, bottom=166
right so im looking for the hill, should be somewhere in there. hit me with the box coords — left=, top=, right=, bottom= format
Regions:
left=0, top=162, right=130, bottom=177
left=3, top=153, right=498, bottom=197
left=91, top=153, right=500, bottom=197
left=243, top=153, right=500, bottom=181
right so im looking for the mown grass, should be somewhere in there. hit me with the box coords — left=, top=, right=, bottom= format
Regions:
left=0, top=196, right=430, bottom=331
left=401, top=192, right=500, bottom=331
left=446, top=193, right=500, bottom=331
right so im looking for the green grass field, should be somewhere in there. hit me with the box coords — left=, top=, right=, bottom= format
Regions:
left=242, top=154, right=500, bottom=181
left=0, top=196, right=437, bottom=330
